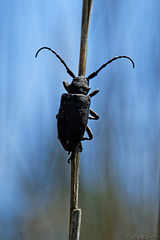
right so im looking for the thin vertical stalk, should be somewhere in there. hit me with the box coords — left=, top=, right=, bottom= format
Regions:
left=69, top=0, right=93, bottom=240
left=69, top=150, right=81, bottom=240
left=79, top=0, right=93, bottom=77
left=157, top=168, right=160, bottom=237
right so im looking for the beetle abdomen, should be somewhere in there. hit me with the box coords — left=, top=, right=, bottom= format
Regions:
left=56, top=93, right=91, bottom=152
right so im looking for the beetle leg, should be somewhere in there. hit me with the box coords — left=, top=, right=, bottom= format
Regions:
left=68, top=156, right=72, bottom=163
left=63, top=81, right=70, bottom=92
left=67, top=144, right=82, bottom=163
left=89, top=109, right=99, bottom=120
left=68, top=151, right=75, bottom=164
left=82, top=125, right=93, bottom=141
left=88, top=89, right=99, bottom=98
left=79, top=142, right=83, bottom=152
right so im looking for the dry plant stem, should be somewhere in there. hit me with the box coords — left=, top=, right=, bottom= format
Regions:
left=71, top=209, right=81, bottom=239
left=69, top=0, right=93, bottom=239
left=70, top=150, right=80, bottom=210
left=69, top=150, right=81, bottom=240
left=79, top=0, right=93, bottom=76
left=157, top=169, right=160, bottom=237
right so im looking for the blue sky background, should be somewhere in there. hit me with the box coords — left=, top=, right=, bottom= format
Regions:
left=0, top=0, right=160, bottom=237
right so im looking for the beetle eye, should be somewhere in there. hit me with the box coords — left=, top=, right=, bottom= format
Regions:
left=82, top=86, right=90, bottom=91
left=80, top=86, right=90, bottom=94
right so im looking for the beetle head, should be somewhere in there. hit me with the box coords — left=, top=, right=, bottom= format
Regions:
left=63, top=76, right=90, bottom=95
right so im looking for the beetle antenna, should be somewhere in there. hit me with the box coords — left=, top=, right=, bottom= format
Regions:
left=35, top=47, right=76, bottom=78
left=87, top=55, right=135, bottom=80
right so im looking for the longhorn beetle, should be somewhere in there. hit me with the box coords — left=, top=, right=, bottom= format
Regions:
left=35, top=47, right=134, bottom=162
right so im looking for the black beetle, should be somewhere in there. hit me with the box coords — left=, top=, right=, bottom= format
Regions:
left=35, top=47, right=134, bottom=162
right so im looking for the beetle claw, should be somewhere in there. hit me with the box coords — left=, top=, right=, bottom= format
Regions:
left=79, top=143, right=83, bottom=152
left=67, top=151, right=75, bottom=164
left=68, top=156, right=71, bottom=164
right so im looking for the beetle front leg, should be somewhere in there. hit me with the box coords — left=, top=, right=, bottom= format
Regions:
left=89, top=109, right=99, bottom=120
left=82, top=125, right=93, bottom=141
left=88, top=89, right=99, bottom=98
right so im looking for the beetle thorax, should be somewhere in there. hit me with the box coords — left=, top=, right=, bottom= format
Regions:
left=63, top=76, right=90, bottom=95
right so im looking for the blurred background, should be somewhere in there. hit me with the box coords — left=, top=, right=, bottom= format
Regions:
left=0, top=0, right=160, bottom=239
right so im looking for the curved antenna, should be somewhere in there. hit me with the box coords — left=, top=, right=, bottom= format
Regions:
left=35, top=47, right=76, bottom=78
left=87, top=55, right=135, bottom=80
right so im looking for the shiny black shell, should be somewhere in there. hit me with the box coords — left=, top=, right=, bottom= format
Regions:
left=56, top=93, right=91, bottom=152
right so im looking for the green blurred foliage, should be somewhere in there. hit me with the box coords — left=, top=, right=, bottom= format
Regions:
left=2, top=140, right=155, bottom=240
